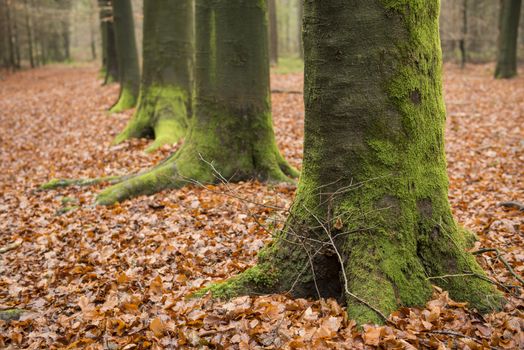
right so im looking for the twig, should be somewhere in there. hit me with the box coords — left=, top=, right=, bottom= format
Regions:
left=0, top=239, right=23, bottom=253
left=422, top=330, right=501, bottom=350
left=499, top=201, right=524, bottom=211
left=473, top=248, right=524, bottom=287
left=427, top=273, right=475, bottom=281
left=270, top=89, right=302, bottom=94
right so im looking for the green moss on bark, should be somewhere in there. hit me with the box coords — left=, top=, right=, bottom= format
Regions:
left=110, top=86, right=138, bottom=113
left=196, top=0, right=503, bottom=326
left=114, top=86, right=189, bottom=152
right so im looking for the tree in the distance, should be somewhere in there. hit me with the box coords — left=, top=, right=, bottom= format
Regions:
left=110, top=0, right=139, bottom=112
left=495, top=0, right=522, bottom=78
left=113, top=0, right=193, bottom=153
left=99, top=0, right=119, bottom=84
left=199, top=0, right=504, bottom=325
left=76, top=0, right=297, bottom=205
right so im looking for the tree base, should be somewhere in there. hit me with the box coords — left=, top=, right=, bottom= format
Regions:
left=110, top=87, right=137, bottom=113
left=95, top=145, right=298, bottom=205
left=113, top=86, right=189, bottom=152
left=197, top=214, right=504, bottom=325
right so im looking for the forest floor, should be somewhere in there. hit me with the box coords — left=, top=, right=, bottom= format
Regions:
left=0, top=64, right=523, bottom=349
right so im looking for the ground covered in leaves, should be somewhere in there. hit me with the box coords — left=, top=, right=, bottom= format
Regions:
left=0, top=64, right=523, bottom=349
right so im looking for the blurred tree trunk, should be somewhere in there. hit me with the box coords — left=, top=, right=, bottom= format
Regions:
left=0, top=0, right=6, bottom=67
left=113, top=0, right=193, bottom=153
left=460, top=0, right=467, bottom=68
left=11, top=0, right=21, bottom=68
left=89, top=0, right=97, bottom=60
left=268, top=0, right=278, bottom=65
left=96, top=0, right=297, bottom=206
left=60, top=0, right=71, bottom=61
left=99, top=0, right=118, bottom=83
left=495, top=0, right=522, bottom=78
left=297, top=0, right=303, bottom=59
left=23, top=0, right=35, bottom=68
left=110, top=0, right=139, bottom=112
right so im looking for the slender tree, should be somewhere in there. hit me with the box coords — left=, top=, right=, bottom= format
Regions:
left=110, top=0, right=139, bottom=112
left=98, top=0, right=119, bottom=83
left=268, top=0, right=278, bottom=65
left=297, top=0, right=303, bottom=59
left=201, top=0, right=504, bottom=325
left=113, top=0, right=193, bottom=153
left=495, top=0, right=522, bottom=78
left=11, top=0, right=21, bottom=68
left=23, top=0, right=35, bottom=68
left=94, top=0, right=297, bottom=205
left=0, top=0, right=6, bottom=67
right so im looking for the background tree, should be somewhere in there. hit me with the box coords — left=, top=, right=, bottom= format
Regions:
left=94, top=0, right=297, bottom=205
left=268, top=0, right=278, bottom=65
left=495, top=0, right=522, bottom=78
left=113, top=0, right=193, bottom=153
left=110, top=0, right=139, bottom=112
left=201, top=0, right=503, bottom=325
left=98, top=0, right=119, bottom=83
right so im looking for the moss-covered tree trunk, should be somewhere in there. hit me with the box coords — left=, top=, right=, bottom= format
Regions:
left=110, top=0, right=139, bottom=112
left=495, top=0, right=522, bottom=78
left=113, top=0, right=193, bottom=153
left=99, top=0, right=119, bottom=84
left=202, top=0, right=503, bottom=325
left=94, top=0, right=297, bottom=205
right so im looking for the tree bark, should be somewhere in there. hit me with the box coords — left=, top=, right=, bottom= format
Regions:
left=495, top=0, right=522, bottom=78
left=98, top=0, right=119, bottom=83
left=110, top=0, right=139, bottom=112
left=10, top=0, right=21, bottom=68
left=23, top=0, right=35, bottom=68
left=0, top=0, right=6, bottom=67
left=460, top=0, right=468, bottom=68
left=201, top=0, right=504, bottom=325
left=96, top=0, right=297, bottom=205
left=268, top=0, right=278, bottom=65
left=297, top=0, right=303, bottom=59
left=113, top=0, right=193, bottom=153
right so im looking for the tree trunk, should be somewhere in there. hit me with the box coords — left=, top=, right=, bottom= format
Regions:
left=201, top=0, right=503, bottom=325
left=4, top=0, right=16, bottom=68
left=96, top=0, right=297, bottom=205
left=89, top=0, right=97, bottom=61
left=61, top=0, right=71, bottom=61
left=113, top=0, right=193, bottom=153
left=105, top=18, right=119, bottom=83
left=297, top=0, right=303, bottom=59
left=495, top=0, right=522, bottom=78
left=11, top=0, right=21, bottom=68
left=110, top=0, right=139, bottom=112
left=24, top=0, right=35, bottom=68
left=0, top=0, right=6, bottom=67
left=99, top=0, right=119, bottom=83
left=460, top=0, right=467, bottom=68
left=268, top=0, right=278, bottom=65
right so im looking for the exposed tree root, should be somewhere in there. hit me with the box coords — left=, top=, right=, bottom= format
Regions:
left=40, top=175, right=130, bottom=190
left=41, top=146, right=298, bottom=206
left=0, top=309, right=25, bottom=322
left=95, top=150, right=297, bottom=206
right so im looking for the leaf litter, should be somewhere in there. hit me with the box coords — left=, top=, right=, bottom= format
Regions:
left=0, top=64, right=522, bottom=349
